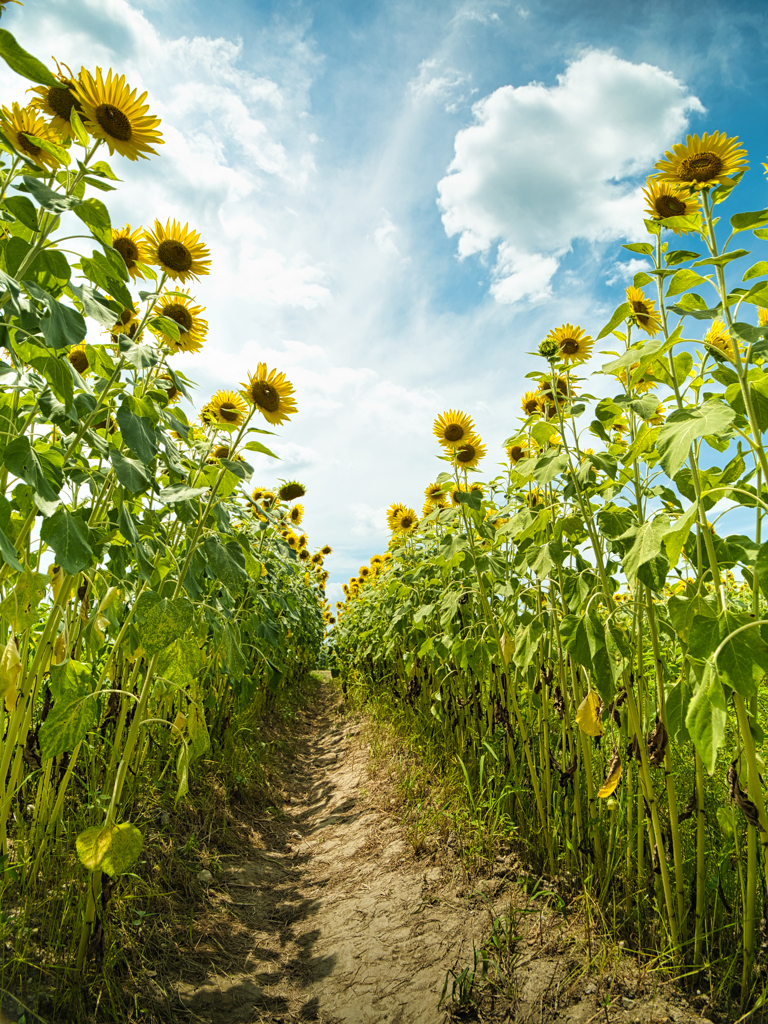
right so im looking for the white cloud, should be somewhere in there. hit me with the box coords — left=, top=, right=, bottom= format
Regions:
left=437, top=50, right=703, bottom=303
left=604, top=257, right=653, bottom=286
left=410, top=57, right=469, bottom=108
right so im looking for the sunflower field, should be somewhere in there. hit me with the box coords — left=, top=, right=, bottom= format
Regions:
left=334, top=136, right=768, bottom=1005
left=0, top=20, right=332, bottom=1005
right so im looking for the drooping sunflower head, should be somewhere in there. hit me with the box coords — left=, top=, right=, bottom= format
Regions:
left=298, top=533, right=308, bottom=550
left=240, top=363, right=298, bottom=426
left=28, top=65, right=85, bottom=142
left=617, top=362, right=657, bottom=394
left=424, top=481, right=447, bottom=504
left=73, top=67, right=163, bottom=160
left=655, top=132, right=748, bottom=191
left=704, top=319, right=735, bottom=361
left=208, top=389, right=248, bottom=429
left=311, top=551, right=323, bottom=565
left=210, top=444, right=232, bottom=460
left=642, top=177, right=701, bottom=230
left=144, top=220, right=211, bottom=282
left=547, top=324, right=594, bottom=364
left=278, top=480, right=306, bottom=502
left=289, top=504, right=304, bottom=525
left=153, top=290, right=208, bottom=354
left=67, top=343, right=90, bottom=375
left=626, top=287, right=662, bottom=337
left=394, top=507, right=419, bottom=534
left=321, top=544, right=333, bottom=556
left=433, top=409, right=475, bottom=448
left=521, top=390, right=544, bottom=418
left=453, top=434, right=486, bottom=469
left=0, top=102, right=63, bottom=170
left=298, top=548, right=311, bottom=561
left=199, top=403, right=217, bottom=427
left=386, top=501, right=407, bottom=529
left=506, top=443, right=530, bottom=465
left=155, top=373, right=181, bottom=404
left=111, top=226, right=147, bottom=280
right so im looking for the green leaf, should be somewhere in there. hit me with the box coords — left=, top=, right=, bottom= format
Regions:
left=666, top=268, right=712, bottom=297
left=74, top=199, right=112, bottom=247
left=203, top=536, right=250, bottom=594
left=742, top=261, right=768, bottom=282
left=116, top=401, right=159, bottom=464
left=148, top=315, right=180, bottom=340
left=69, top=108, right=89, bottom=147
left=686, top=664, right=727, bottom=775
left=0, top=29, right=59, bottom=86
left=754, top=541, right=768, bottom=601
left=75, top=822, right=143, bottom=878
left=109, top=448, right=152, bottom=494
left=657, top=400, right=735, bottom=479
left=597, top=302, right=630, bottom=340
left=665, top=249, right=701, bottom=266
left=157, top=483, right=208, bottom=503
left=80, top=251, right=132, bottom=308
left=512, top=618, right=544, bottom=670
left=19, top=175, right=81, bottom=213
left=622, top=242, right=654, bottom=256
left=39, top=659, right=97, bottom=760
left=134, top=592, right=193, bottom=656
left=664, top=503, right=697, bottom=567
left=730, top=209, right=768, bottom=233
left=2, top=435, right=60, bottom=514
left=692, top=249, right=750, bottom=269
left=716, top=612, right=768, bottom=699
left=621, top=516, right=669, bottom=583
left=0, top=522, right=22, bottom=572
left=244, top=440, right=279, bottom=459
left=156, top=639, right=201, bottom=691
left=3, top=195, right=38, bottom=231
left=27, top=353, right=73, bottom=406
left=40, top=507, right=94, bottom=574
left=0, top=571, right=47, bottom=630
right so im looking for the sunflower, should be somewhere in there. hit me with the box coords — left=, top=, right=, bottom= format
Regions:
left=28, top=65, right=84, bottom=142
left=759, top=308, right=768, bottom=327
left=704, top=319, right=735, bottom=360
left=298, top=533, right=308, bottom=550
left=548, top=433, right=562, bottom=446
left=289, top=504, right=304, bottom=525
left=278, top=481, right=306, bottom=502
left=286, top=533, right=299, bottom=549
left=507, top=443, right=531, bottom=464
left=617, top=363, right=657, bottom=393
left=261, top=491, right=277, bottom=507
left=527, top=488, right=544, bottom=509
left=0, top=102, right=63, bottom=170
left=151, top=291, right=208, bottom=354
left=210, top=444, right=241, bottom=460
left=155, top=373, right=181, bottom=404
left=424, top=482, right=446, bottom=504
left=521, top=390, right=544, bottom=417
left=387, top=501, right=407, bottom=529
left=433, top=409, right=475, bottom=448
left=199, top=403, right=217, bottom=427
left=642, top=177, right=701, bottom=230
left=311, top=551, right=323, bottom=565
left=649, top=403, right=667, bottom=426
left=468, top=482, right=484, bottom=496
left=359, top=566, right=371, bottom=579
left=655, top=133, right=748, bottom=191
left=626, top=287, right=662, bottom=337
left=67, top=343, right=89, bottom=375
left=450, top=486, right=467, bottom=507
left=109, top=300, right=140, bottom=336
left=547, top=323, right=594, bottom=364
left=240, top=364, right=298, bottom=426
left=143, top=220, right=211, bottom=282
left=209, top=389, right=248, bottom=428
left=538, top=375, right=579, bottom=407
left=298, top=548, right=311, bottom=561
left=321, top=544, right=333, bottom=556
left=73, top=67, right=163, bottom=161
left=251, top=486, right=268, bottom=502
left=394, top=507, right=419, bottom=534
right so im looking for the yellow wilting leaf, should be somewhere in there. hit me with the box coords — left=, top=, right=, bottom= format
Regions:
left=172, top=711, right=187, bottom=736
left=598, top=748, right=622, bottom=798
left=576, top=691, right=604, bottom=737
left=53, top=626, right=68, bottom=665
left=0, top=636, right=21, bottom=707
left=500, top=631, right=513, bottom=669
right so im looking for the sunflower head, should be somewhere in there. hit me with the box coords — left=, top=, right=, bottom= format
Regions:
left=278, top=480, right=306, bottom=502
left=649, top=403, right=667, bottom=426
left=199, top=403, right=218, bottom=427
left=547, top=324, right=594, bottom=364
left=110, top=226, right=148, bottom=280
left=424, top=482, right=447, bottom=504
left=655, top=132, right=748, bottom=191
left=298, top=533, right=308, bottom=550
left=240, top=364, right=298, bottom=426
left=298, top=548, right=311, bottom=561
left=386, top=501, right=407, bottom=529
left=617, top=362, right=657, bottom=394
left=0, top=102, right=63, bottom=170
left=209, top=389, right=248, bottom=429
left=211, top=445, right=232, bottom=460
left=28, top=64, right=85, bottom=142
left=73, top=67, right=163, bottom=160
left=506, top=443, right=531, bottom=464
left=538, top=336, right=559, bottom=361
left=289, top=504, right=304, bottom=525
left=759, top=308, right=768, bottom=328
left=311, top=551, right=323, bottom=565
left=626, top=287, right=662, bottom=337
left=153, top=290, right=208, bottom=355
left=394, top=507, right=419, bottom=534
left=453, top=434, right=486, bottom=469
left=155, top=373, right=181, bottom=404
left=144, top=220, right=210, bottom=282
left=642, top=177, right=701, bottom=231
left=321, top=544, right=333, bottom=556
left=68, top=343, right=90, bottom=375
left=433, top=409, right=475, bottom=448
left=521, top=390, right=544, bottom=418
left=704, top=319, right=736, bottom=361
left=538, top=375, right=578, bottom=407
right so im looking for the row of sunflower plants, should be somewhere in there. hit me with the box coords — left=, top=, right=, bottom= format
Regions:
left=0, top=23, right=330, bottom=994
left=333, top=133, right=768, bottom=1008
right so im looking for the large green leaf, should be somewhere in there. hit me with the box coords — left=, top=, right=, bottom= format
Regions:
left=657, top=400, right=735, bottom=479
left=0, top=571, right=47, bottom=630
left=203, top=535, right=250, bottom=594
left=74, top=199, right=112, bottom=247
left=686, top=664, right=727, bottom=775
left=110, top=448, right=152, bottom=494
left=621, top=516, right=669, bottom=582
left=134, top=591, right=193, bottom=655
left=716, top=612, right=768, bottom=699
left=3, top=435, right=60, bottom=514
left=39, top=659, right=97, bottom=759
left=666, top=268, right=712, bottom=296
left=76, top=822, right=143, bottom=877
left=116, top=401, right=159, bottom=464
left=40, top=507, right=94, bottom=574
left=0, top=29, right=59, bottom=86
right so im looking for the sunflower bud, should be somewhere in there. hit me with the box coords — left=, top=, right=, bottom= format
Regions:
left=538, top=337, right=559, bottom=361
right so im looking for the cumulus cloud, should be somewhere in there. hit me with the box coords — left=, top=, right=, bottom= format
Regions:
left=437, top=51, right=703, bottom=303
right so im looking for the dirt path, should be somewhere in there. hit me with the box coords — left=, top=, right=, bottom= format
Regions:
left=169, top=684, right=716, bottom=1024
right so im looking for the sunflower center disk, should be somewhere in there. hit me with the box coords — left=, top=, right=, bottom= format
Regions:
left=679, top=151, right=723, bottom=182
left=561, top=338, right=580, bottom=354
left=457, top=447, right=475, bottom=463
left=95, top=103, right=133, bottom=142
left=113, top=237, right=138, bottom=269
left=157, top=240, right=193, bottom=274
left=656, top=195, right=686, bottom=218
left=444, top=424, right=464, bottom=442
left=163, top=304, right=193, bottom=332
left=219, top=403, right=240, bottom=423
left=251, top=381, right=280, bottom=413
left=68, top=349, right=89, bottom=373
left=48, top=86, right=78, bottom=120
left=119, top=306, right=134, bottom=326
left=18, top=132, right=41, bottom=157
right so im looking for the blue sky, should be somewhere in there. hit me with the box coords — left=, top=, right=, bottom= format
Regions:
left=3, top=0, right=768, bottom=601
